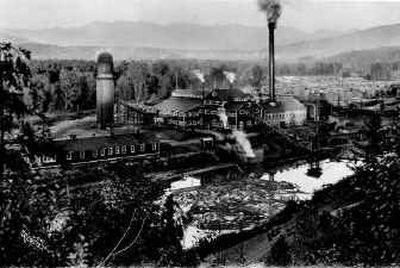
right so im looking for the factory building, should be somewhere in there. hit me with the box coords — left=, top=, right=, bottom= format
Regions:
left=153, top=95, right=203, bottom=127
left=117, top=85, right=307, bottom=130
left=151, top=87, right=260, bottom=130
left=224, top=102, right=263, bottom=130
left=261, top=96, right=307, bottom=126
left=116, top=100, right=156, bottom=126
left=59, top=133, right=159, bottom=165
left=27, top=132, right=160, bottom=168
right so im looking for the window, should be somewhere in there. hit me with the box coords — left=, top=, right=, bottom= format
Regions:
left=115, top=146, right=120, bottom=155
left=80, top=151, right=85, bottom=160
left=66, top=151, right=73, bottom=161
left=43, top=155, right=55, bottom=163
left=121, top=145, right=127, bottom=154
left=108, top=147, right=113, bottom=156
left=140, top=143, right=145, bottom=152
left=152, top=143, right=158, bottom=151
left=100, top=148, right=106, bottom=157
left=93, top=150, right=98, bottom=158
left=130, top=145, right=135, bottom=153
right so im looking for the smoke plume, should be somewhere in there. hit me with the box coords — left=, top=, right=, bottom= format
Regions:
left=258, top=0, right=282, bottom=25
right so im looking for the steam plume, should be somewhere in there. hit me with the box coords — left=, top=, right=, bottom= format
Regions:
left=223, top=71, right=236, bottom=84
left=232, top=130, right=256, bottom=158
left=192, top=69, right=205, bottom=83
left=218, top=108, right=228, bottom=129
left=258, top=0, right=282, bottom=26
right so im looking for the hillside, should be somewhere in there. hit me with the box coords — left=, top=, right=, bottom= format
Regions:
left=325, top=46, right=400, bottom=67
left=4, top=22, right=400, bottom=62
left=279, top=24, right=400, bottom=61
left=19, top=42, right=267, bottom=61
left=3, top=21, right=308, bottom=51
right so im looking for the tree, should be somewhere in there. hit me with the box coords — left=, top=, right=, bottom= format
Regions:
left=0, top=42, right=31, bottom=169
left=117, top=62, right=151, bottom=104
left=269, top=236, right=292, bottom=265
left=30, top=73, right=51, bottom=113
left=208, top=66, right=226, bottom=88
left=0, top=42, right=56, bottom=265
left=250, top=65, right=265, bottom=90
left=152, top=61, right=174, bottom=99
left=60, top=69, right=81, bottom=112
left=364, top=113, right=383, bottom=160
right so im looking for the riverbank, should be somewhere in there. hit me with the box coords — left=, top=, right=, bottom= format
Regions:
left=197, top=154, right=400, bottom=266
left=174, top=158, right=356, bottom=252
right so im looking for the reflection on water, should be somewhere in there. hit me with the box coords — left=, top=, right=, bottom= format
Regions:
left=261, top=160, right=357, bottom=199
left=170, top=176, right=201, bottom=191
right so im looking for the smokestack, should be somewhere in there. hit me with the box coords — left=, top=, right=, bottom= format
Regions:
left=96, top=52, right=115, bottom=129
left=269, top=22, right=276, bottom=102
left=258, top=0, right=282, bottom=104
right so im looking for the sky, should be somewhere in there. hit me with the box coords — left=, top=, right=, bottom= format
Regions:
left=1, top=0, right=400, bottom=32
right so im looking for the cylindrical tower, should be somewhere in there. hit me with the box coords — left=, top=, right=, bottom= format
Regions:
left=96, top=52, right=115, bottom=129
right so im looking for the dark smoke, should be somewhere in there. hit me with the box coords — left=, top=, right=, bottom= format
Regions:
left=258, top=0, right=282, bottom=25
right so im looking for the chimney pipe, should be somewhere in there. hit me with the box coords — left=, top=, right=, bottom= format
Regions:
left=268, top=22, right=276, bottom=103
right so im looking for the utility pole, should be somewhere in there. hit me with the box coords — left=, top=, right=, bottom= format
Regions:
left=175, top=71, right=179, bottom=90
left=307, top=95, right=322, bottom=178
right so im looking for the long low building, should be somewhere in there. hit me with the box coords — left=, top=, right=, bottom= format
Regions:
left=26, top=132, right=160, bottom=168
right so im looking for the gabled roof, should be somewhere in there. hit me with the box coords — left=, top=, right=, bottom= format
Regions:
left=171, top=89, right=211, bottom=99
left=262, top=97, right=306, bottom=114
left=206, top=88, right=252, bottom=101
left=225, top=102, right=245, bottom=112
left=154, top=97, right=202, bottom=115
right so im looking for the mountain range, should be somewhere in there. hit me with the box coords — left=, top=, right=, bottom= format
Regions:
left=1, top=21, right=400, bottom=63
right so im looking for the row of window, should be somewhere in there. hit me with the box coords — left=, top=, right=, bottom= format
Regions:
left=264, top=112, right=306, bottom=121
left=66, top=143, right=159, bottom=161
left=174, top=108, right=265, bottom=118
left=170, top=120, right=201, bottom=126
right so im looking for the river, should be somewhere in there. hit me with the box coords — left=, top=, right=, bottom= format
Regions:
left=168, top=159, right=358, bottom=249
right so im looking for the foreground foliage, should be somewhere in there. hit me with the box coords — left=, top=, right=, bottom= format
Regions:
left=265, top=151, right=400, bottom=266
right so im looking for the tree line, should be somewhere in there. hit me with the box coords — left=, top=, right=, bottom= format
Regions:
left=26, top=58, right=400, bottom=116
left=29, top=59, right=269, bottom=113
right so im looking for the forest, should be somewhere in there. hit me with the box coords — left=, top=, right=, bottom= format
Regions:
left=27, top=58, right=400, bottom=116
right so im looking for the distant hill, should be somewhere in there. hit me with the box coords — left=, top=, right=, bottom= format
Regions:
left=20, top=42, right=267, bottom=61
left=3, top=21, right=310, bottom=51
left=0, top=30, right=30, bottom=43
left=4, top=22, right=400, bottom=62
left=324, top=46, right=400, bottom=67
left=278, top=24, right=400, bottom=61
